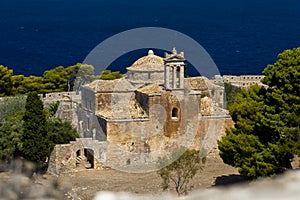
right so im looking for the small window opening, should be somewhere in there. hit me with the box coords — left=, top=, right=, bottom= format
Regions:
left=172, top=107, right=179, bottom=120
left=176, top=67, right=180, bottom=78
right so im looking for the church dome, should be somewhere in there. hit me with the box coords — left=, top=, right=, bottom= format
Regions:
left=126, top=50, right=164, bottom=72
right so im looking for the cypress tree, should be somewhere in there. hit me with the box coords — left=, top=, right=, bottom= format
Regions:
left=22, top=92, right=50, bottom=164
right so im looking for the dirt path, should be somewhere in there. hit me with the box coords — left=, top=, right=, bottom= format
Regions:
left=55, top=155, right=240, bottom=199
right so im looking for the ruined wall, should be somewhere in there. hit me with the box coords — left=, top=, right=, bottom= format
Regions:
left=47, top=89, right=230, bottom=173
left=42, top=91, right=80, bottom=106
left=101, top=88, right=220, bottom=170
left=222, top=75, right=266, bottom=88
left=99, top=115, right=231, bottom=171
left=47, top=138, right=107, bottom=175
left=43, top=91, right=81, bottom=128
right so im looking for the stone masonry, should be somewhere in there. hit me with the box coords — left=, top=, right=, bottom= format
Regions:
left=48, top=49, right=230, bottom=174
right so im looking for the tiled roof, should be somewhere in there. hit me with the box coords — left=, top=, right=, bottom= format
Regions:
left=83, top=78, right=136, bottom=92
left=126, top=50, right=164, bottom=72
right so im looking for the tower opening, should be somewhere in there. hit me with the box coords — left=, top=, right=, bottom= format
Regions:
left=172, top=107, right=179, bottom=120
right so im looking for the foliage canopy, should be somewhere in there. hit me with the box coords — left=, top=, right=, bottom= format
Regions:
left=0, top=63, right=126, bottom=96
left=0, top=93, right=78, bottom=168
left=99, top=70, right=124, bottom=80
left=21, top=92, right=49, bottom=164
left=218, top=47, right=300, bottom=180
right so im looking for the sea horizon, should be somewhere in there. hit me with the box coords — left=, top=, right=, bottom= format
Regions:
left=0, top=0, right=300, bottom=76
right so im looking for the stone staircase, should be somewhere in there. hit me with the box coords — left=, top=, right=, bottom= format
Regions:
left=76, top=155, right=91, bottom=169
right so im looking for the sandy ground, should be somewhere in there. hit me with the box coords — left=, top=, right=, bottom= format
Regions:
left=52, top=155, right=241, bottom=200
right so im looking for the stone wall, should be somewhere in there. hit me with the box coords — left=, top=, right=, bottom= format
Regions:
left=42, top=91, right=81, bottom=128
left=126, top=71, right=164, bottom=85
left=74, top=83, right=223, bottom=171
left=47, top=138, right=106, bottom=175
left=81, top=87, right=95, bottom=112
left=100, top=114, right=230, bottom=172
left=222, top=75, right=266, bottom=88
left=77, top=108, right=107, bottom=140
left=42, top=91, right=80, bottom=106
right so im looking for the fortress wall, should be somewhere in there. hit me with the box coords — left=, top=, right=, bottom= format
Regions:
left=42, top=91, right=79, bottom=105
left=222, top=75, right=266, bottom=88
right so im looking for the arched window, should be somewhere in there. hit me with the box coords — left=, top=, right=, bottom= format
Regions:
left=172, top=107, right=179, bottom=120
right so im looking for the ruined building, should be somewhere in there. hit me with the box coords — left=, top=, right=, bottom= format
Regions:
left=48, top=48, right=229, bottom=174
left=213, top=74, right=266, bottom=88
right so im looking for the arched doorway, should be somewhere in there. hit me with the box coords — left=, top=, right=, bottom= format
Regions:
left=84, top=148, right=94, bottom=168
left=75, top=148, right=94, bottom=169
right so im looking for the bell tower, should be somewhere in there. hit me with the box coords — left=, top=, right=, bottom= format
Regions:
left=164, top=48, right=185, bottom=90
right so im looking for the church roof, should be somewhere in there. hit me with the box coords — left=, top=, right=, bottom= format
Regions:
left=185, top=77, right=208, bottom=91
left=136, top=84, right=164, bottom=94
left=126, top=50, right=164, bottom=72
left=83, top=78, right=136, bottom=92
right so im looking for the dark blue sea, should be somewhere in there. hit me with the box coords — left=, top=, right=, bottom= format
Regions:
left=0, top=0, right=300, bottom=76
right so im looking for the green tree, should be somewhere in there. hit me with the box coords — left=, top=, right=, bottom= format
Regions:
left=157, top=148, right=205, bottom=196
left=0, top=65, right=13, bottom=96
left=224, top=82, right=242, bottom=108
left=65, top=63, right=81, bottom=91
left=44, top=101, right=60, bottom=117
left=0, top=117, right=23, bottom=162
left=0, top=96, right=25, bottom=162
left=42, top=66, right=69, bottom=93
left=21, top=92, right=50, bottom=164
left=99, top=70, right=124, bottom=80
left=47, top=117, right=78, bottom=151
left=21, top=76, right=44, bottom=93
left=218, top=47, right=300, bottom=180
left=11, top=75, right=27, bottom=94
left=73, top=63, right=96, bottom=91
left=75, top=64, right=95, bottom=83
left=0, top=95, right=26, bottom=122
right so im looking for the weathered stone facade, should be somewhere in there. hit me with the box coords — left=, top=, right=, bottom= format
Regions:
left=48, top=49, right=229, bottom=174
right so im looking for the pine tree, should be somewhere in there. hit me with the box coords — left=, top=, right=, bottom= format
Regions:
left=21, top=92, right=50, bottom=164
left=218, top=47, right=300, bottom=180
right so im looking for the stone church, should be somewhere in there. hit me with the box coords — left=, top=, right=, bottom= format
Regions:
left=48, top=48, right=228, bottom=174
